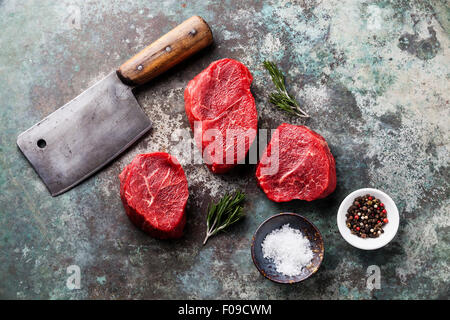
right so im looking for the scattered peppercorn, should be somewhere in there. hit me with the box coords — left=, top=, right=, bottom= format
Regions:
left=346, top=194, right=388, bottom=238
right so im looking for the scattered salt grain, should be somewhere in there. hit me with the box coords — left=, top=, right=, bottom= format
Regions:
left=261, top=224, right=313, bottom=277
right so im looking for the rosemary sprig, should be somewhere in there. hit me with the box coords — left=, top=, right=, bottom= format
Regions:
left=203, top=190, right=246, bottom=245
left=262, top=61, right=309, bottom=118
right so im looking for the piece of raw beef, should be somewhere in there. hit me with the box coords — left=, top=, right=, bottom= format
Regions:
left=184, top=58, right=257, bottom=173
left=119, top=153, right=189, bottom=239
left=256, top=123, right=336, bottom=202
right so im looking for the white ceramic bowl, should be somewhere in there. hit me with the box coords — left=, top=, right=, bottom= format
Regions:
left=337, top=188, right=399, bottom=250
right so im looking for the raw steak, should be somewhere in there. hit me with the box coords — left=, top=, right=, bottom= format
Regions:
left=119, top=152, right=189, bottom=239
left=184, top=58, right=257, bottom=173
left=256, top=123, right=336, bottom=202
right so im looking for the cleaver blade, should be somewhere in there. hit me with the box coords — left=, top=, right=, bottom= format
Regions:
left=17, top=72, right=151, bottom=196
left=17, top=16, right=213, bottom=196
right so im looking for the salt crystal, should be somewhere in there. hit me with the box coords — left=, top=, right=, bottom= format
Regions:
left=261, top=224, right=314, bottom=277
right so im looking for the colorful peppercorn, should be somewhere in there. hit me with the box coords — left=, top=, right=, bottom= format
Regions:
left=346, top=194, right=388, bottom=238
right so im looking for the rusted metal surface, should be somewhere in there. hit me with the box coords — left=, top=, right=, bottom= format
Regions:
left=0, top=0, right=448, bottom=299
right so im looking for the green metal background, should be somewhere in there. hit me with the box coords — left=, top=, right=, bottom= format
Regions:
left=0, top=0, right=448, bottom=299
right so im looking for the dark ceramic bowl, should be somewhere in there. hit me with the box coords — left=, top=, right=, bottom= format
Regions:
left=251, top=213, right=324, bottom=284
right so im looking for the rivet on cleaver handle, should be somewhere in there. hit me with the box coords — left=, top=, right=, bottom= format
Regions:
left=17, top=16, right=213, bottom=196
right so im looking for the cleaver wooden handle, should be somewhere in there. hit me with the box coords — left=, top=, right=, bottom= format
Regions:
left=117, top=16, right=213, bottom=86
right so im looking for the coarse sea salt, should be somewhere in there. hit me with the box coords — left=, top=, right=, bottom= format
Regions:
left=261, top=224, right=314, bottom=277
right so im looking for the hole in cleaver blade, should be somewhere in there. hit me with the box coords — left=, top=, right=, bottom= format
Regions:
left=17, top=72, right=152, bottom=196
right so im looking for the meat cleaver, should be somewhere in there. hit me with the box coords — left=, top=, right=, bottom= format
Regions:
left=17, top=16, right=213, bottom=196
